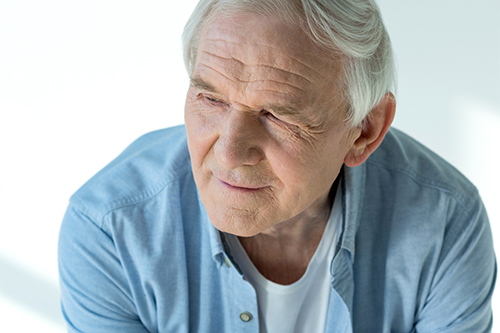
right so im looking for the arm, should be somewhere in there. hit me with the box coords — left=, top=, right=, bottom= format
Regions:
left=414, top=195, right=496, bottom=332
left=58, top=204, right=150, bottom=333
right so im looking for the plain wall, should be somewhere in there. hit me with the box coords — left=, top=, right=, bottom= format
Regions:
left=0, top=0, right=498, bottom=331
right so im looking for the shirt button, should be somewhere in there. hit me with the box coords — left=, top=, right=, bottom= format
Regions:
left=239, top=312, right=252, bottom=322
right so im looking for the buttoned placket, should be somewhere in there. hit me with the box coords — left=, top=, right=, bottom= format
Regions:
left=219, top=250, right=260, bottom=332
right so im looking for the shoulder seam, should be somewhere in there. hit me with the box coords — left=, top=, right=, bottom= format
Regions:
left=70, top=168, right=192, bottom=230
left=99, top=169, right=193, bottom=230
left=366, top=159, right=478, bottom=212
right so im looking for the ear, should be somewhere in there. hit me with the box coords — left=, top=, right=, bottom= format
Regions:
left=344, top=92, right=396, bottom=167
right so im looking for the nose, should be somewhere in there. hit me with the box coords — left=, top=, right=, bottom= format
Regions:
left=214, top=109, right=263, bottom=170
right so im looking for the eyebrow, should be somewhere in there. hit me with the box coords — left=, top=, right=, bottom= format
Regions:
left=190, top=77, right=220, bottom=94
left=264, top=103, right=301, bottom=117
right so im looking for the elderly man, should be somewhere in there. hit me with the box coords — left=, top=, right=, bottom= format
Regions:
left=58, top=0, right=496, bottom=332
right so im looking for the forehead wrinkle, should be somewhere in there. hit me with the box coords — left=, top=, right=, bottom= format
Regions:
left=248, top=80, right=305, bottom=92
left=246, top=41, right=327, bottom=80
left=200, top=13, right=341, bottom=82
left=195, top=53, right=311, bottom=102
left=200, top=49, right=312, bottom=85
left=201, top=36, right=322, bottom=80
left=249, top=89, right=298, bottom=102
left=195, top=51, right=343, bottom=111
left=202, top=26, right=330, bottom=79
left=195, top=64, right=307, bottom=94
left=198, top=63, right=241, bottom=86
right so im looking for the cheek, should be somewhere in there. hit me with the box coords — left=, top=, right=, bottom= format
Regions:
left=268, top=133, right=346, bottom=192
left=266, top=142, right=318, bottom=191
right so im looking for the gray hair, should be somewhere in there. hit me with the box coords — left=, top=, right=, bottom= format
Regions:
left=182, top=0, right=396, bottom=127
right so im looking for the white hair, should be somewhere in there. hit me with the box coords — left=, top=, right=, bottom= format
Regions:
left=182, top=0, right=396, bottom=127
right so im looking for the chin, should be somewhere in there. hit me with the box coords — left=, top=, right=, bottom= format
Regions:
left=208, top=210, right=270, bottom=237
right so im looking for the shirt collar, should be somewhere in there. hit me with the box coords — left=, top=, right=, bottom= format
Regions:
left=195, top=188, right=226, bottom=267
left=339, top=163, right=366, bottom=261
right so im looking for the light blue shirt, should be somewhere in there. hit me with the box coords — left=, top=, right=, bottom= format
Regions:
left=58, top=125, right=496, bottom=332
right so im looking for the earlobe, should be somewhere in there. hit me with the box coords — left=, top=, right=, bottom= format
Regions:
left=344, top=92, right=396, bottom=167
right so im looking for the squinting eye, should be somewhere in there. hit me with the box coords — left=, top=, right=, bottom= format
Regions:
left=263, top=110, right=280, bottom=121
left=262, top=110, right=300, bottom=131
left=205, top=96, right=220, bottom=103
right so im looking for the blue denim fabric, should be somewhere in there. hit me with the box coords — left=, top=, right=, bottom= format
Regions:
left=58, top=125, right=496, bottom=332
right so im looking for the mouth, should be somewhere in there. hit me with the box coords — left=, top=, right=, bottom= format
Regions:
left=213, top=172, right=269, bottom=192
left=219, top=179, right=264, bottom=191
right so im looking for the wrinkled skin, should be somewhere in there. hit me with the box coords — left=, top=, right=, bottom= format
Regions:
left=184, top=13, right=363, bottom=238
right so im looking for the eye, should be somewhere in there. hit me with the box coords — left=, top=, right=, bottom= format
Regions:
left=262, top=110, right=281, bottom=122
left=205, top=96, right=220, bottom=103
left=199, top=94, right=226, bottom=107
left=261, top=109, right=302, bottom=133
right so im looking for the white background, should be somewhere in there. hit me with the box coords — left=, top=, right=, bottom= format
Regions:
left=0, top=0, right=498, bottom=331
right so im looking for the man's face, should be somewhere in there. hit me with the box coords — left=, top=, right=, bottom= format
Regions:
left=185, top=13, right=361, bottom=237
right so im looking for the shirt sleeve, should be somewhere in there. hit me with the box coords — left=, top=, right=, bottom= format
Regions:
left=58, top=204, right=150, bottom=333
left=414, top=194, right=496, bottom=333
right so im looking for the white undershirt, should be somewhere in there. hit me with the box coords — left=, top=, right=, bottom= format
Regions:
left=225, top=184, right=342, bottom=333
